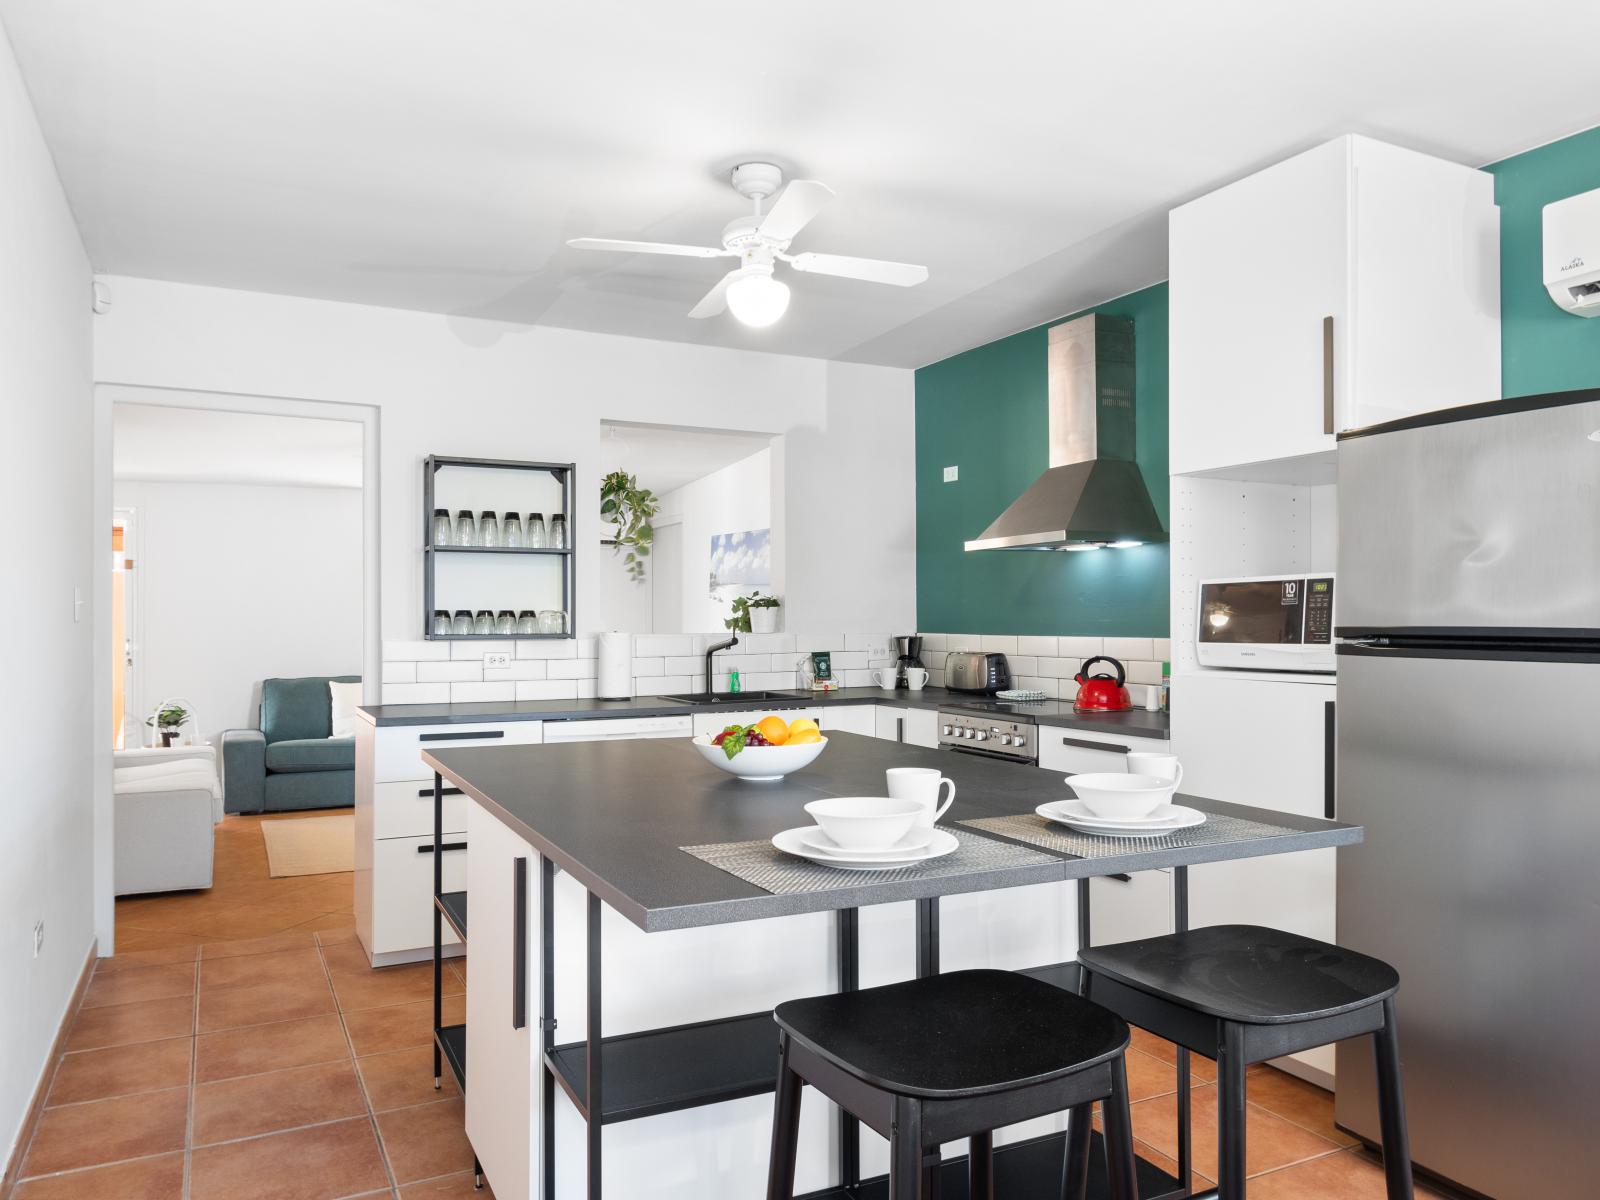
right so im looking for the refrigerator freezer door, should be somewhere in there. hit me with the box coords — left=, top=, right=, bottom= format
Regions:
left=1337, top=395, right=1600, bottom=634
left=1335, top=647, right=1600, bottom=1199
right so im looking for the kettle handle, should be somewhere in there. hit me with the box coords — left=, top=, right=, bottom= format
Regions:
left=1077, top=655, right=1126, bottom=686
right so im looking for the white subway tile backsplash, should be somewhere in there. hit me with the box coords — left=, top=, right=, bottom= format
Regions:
left=790, top=632, right=844, bottom=653
left=1017, top=636, right=1058, bottom=658
left=515, top=680, right=579, bottom=700
left=417, top=661, right=483, bottom=683
left=380, top=682, right=451, bottom=705
left=451, top=640, right=513, bottom=661
left=980, top=634, right=1019, bottom=654
left=663, top=656, right=703, bottom=675
left=517, top=640, right=577, bottom=659
left=945, top=634, right=981, bottom=651
left=576, top=679, right=598, bottom=699
left=1007, top=655, right=1038, bottom=676
left=635, top=634, right=694, bottom=657
left=630, top=657, right=665, bottom=677
left=639, top=675, right=693, bottom=696
left=483, top=661, right=548, bottom=682
left=383, top=639, right=449, bottom=662
left=382, top=661, right=417, bottom=684
left=742, top=633, right=796, bottom=654
left=1103, top=637, right=1154, bottom=662
left=1014, top=676, right=1061, bottom=699
left=918, top=633, right=948, bottom=653
left=1153, top=638, right=1172, bottom=661
left=548, top=658, right=598, bottom=680
left=450, top=681, right=515, bottom=703
left=1125, top=659, right=1163, bottom=686
left=845, top=633, right=892, bottom=656
left=843, top=668, right=878, bottom=687
left=1034, top=657, right=1074, bottom=678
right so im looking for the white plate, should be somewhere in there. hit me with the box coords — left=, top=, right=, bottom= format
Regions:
left=1036, top=801, right=1206, bottom=837
left=772, top=826, right=959, bottom=869
left=801, top=825, right=934, bottom=858
left=1040, top=799, right=1194, bottom=827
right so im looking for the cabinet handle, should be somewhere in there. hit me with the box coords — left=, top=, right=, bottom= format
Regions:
left=1322, top=315, right=1335, bottom=435
left=1106, top=873, right=1134, bottom=883
left=418, top=785, right=464, bottom=797
left=896, top=717, right=905, bottom=744
left=1061, top=736, right=1130, bottom=754
left=512, top=856, right=528, bottom=1030
left=420, top=729, right=505, bottom=742
left=1324, top=699, right=1337, bottom=820
left=416, top=842, right=467, bottom=854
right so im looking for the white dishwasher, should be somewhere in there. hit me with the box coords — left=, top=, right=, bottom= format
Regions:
left=541, top=715, right=693, bottom=743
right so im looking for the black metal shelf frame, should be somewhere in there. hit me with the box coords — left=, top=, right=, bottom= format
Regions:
left=431, top=772, right=480, bottom=1188
left=422, top=454, right=577, bottom=640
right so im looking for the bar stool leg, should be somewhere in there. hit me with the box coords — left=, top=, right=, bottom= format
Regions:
left=765, top=1034, right=803, bottom=1200
left=1373, top=997, right=1415, bottom=1200
left=1059, top=1103, right=1092, bottom=1200
left=1102, top=1057, right=1141, bottom=1200
left=889, top=1096, right=924, bottom=1200
left=968, top=1131, right=993, bottom=1200
left=1217, top=1022, right=1248, bottom=1200
left=922, top=1146, right=941, bottom=1200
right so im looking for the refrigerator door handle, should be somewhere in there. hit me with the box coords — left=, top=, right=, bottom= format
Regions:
left=1322, top=316, right=1335, bottom=435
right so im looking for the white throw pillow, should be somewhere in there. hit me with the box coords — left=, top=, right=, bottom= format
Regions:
left=328, top=680, right=362, bottom=739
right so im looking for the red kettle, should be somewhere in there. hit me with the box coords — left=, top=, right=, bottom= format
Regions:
left=1073, top=656, right=1133, bottom=712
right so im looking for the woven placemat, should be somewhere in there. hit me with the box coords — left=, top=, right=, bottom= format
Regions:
left=959, top=811, right=1301, bottom=858
left=681, top=828, right=1059, bottom=896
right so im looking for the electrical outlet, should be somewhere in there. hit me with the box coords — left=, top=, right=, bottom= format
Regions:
left=943, top=465, right=959, bottom=482
left=33, top=920, right=44, bottom=957
left=484, top=652, right=511, bottom=669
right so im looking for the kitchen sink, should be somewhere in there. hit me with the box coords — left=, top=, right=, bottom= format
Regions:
left=657, top=690, right=809, bottom=705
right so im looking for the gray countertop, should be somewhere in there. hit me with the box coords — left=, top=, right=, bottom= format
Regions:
left=425, top=733, right=1357, bottom=932
left=363, top=685, right=1171, bottom=739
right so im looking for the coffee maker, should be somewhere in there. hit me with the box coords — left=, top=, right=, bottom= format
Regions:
left=894, top=636, right=925, bottom=687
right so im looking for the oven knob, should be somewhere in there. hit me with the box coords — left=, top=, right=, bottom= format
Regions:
left=1011, top=731, right=1026, bottom=748
left=998, top=734, right=1012, bottom=746
left=974, top=730, right=988, bottom=742
left=941, top=724, right=953, bottom=737
left=962, top=728, right=976, bottom=739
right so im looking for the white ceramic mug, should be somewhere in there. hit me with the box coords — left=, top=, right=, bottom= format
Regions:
left=905, top=667, right=929, bottom=690
left=874, top=666, right=899, bottom=689
left=1126, top=752, right=1182, bottom=790
left=885, top=767, right=956, bottom=829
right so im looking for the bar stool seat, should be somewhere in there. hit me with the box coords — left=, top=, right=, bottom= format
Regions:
left=766, top=969, right=1142, bottom=1200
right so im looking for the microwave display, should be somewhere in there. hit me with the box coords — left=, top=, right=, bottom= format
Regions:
left=1199, top=577, right=1334, bottom=646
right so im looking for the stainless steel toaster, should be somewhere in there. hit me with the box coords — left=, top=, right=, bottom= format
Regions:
left=944, top=651, right=1012, bottom=694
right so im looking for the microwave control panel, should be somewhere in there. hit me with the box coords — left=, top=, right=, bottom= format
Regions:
left=1304, top=577, right=1334, bottom=644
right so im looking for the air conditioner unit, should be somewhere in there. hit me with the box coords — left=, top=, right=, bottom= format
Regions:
left=1544, top=186, right=1600, bottom=317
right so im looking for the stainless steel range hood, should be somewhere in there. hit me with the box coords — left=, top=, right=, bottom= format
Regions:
left=964, top=313, right=1167, bottom=552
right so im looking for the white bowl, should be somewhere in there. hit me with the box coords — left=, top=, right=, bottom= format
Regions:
left=691, top=734, right=828, bottom=782
left=803, top=796, right=924, bottom=850
left=1066, top=772, right=1178, bottom=820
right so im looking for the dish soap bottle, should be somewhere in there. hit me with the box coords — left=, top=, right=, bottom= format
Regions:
left=729, top=669, right=742, bottom=694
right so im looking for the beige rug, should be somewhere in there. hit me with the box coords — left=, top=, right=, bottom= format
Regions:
left=262, top=813, right=356, bottom=877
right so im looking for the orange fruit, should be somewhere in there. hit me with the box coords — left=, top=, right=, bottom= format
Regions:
left=756, top=715, right=791, bottom=745
left=787, top=727, right=823, bottom=745
left=788, top=717, right=820, bottom=738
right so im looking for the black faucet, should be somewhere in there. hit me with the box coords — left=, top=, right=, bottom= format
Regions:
left=705, top=633, right=739, bottom=694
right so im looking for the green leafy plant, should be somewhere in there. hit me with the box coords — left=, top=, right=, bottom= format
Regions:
left=146, top=704, right=189, bottom=731
left=600, top=470, right=659, bottom=583
left=724, top=590, right=779, bottom=632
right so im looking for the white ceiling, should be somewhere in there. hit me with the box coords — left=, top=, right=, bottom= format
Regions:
left=114, top=404, right=364, bottom=487
left=599, top=421, right=770, bottom=497
left=6, top=1, right=1598, bottom=367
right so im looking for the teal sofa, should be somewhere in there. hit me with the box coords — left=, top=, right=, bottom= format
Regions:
left=221, top=675, right=359, bottom=814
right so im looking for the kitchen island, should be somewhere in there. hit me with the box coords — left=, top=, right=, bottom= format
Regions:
left=424, top=731, right=1359, bottom=1200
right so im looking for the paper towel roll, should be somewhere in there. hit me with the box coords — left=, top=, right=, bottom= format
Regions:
left=597, top=631, right=634, bottom=700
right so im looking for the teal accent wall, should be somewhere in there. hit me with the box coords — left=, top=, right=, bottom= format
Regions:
left=1487, top=125, right=1600, bottom=397
left=914, top=283, right=1169, bottom=637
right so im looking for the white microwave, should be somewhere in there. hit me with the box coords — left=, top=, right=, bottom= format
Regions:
left=1195, top=573, right=1336, bottom=672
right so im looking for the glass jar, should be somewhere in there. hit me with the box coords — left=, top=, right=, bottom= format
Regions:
left=455, top=510, right=477, bottom=547
left=550, top=513, right=568, bottom=550
left=452, top=609, right=473, bottom=636
left=473, top=610, right=495, bottom=636
left=502, top=513, right=523, bottom=549
left=432, top=609, right=452, bottom=636
left=479, top=510, right=500, bottom=548
left=526, top=512, right=547, bottom=549
left=432, top=509, right=452, bottom=548
left=516, top=610, right=538, bottom=635
left=495, top=610, right=516, bottom=636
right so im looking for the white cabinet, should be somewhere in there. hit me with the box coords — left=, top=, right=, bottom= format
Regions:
left=1170, top=134, right=1499, bottom=477
left=374, top=720, right=545, bottom=783
left=464, top=802, right=537, bottom=1200
left=369, top=834, right=465, bottom=953
left=904, top=708, right=939, bottom=749
left=1038, top=727, right=1170, bottom=775
left=874, top=706, right=907, bottom=742
left=1089, top=870, right=1173, bottom=948
left=691, top=708, right=822, bottom=738
left=816, top=705, right=875, bottom=738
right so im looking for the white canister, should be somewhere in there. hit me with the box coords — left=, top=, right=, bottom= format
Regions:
left=597, top=631, right=634, bottom=700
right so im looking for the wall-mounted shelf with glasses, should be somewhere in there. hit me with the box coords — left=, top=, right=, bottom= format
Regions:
left=423, top=455, right=576, bottom=640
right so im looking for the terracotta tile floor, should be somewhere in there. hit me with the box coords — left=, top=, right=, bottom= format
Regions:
left=10, top=811, right=1461, bottom=1198
left=8, top=812, right=486, bottom=1200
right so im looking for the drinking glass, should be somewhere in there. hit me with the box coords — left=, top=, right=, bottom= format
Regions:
left=454, top=510, right=477, bottom=547
left=516, top=610, right=538, bottom=635
left=452, top=610, right=473, bottom=636
left=550, top=513, right=568, bottom=550
left=526, top=513, right=547, bottom=549
left=432, top=610, right=452, bottom=636
left=537, top=610, right=558, bottom=635
left=473, top=610, right=494, bottom=636
left=479, top=511, right=500, bottom=548
left=495, top=610, right=516, bottom=636
left=431, top=509, right=452, bottom=548
left=503, top=513, right=523, bottom=549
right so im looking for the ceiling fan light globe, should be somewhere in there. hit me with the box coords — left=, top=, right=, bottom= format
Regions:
left=726, top=271, right=790, bottom=327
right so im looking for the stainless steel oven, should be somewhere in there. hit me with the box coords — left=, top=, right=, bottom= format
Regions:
left=936, top=710, right=1038, bottom=765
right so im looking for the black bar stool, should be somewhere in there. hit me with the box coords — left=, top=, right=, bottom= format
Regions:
left=765, top=969, right=1141, bottom=1200
left=1077, top=925, right=1412, bottom=1200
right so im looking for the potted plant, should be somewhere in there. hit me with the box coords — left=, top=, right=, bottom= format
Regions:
left=600, top=470, right=659, bottom=583
left=726, top=591, right=781, bottom=634
left=146, top=704, right=189, bottom=748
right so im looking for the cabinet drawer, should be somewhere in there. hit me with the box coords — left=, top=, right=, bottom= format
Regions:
left=373, top=721, right=543, bottom=783
left=370, top=834, right=466, bottom=955
left=1089, top=870, right=1174, bottom=948
left=373, top=779, right=470, bottom=841
left=1039, top=729, right=1169, bottom=775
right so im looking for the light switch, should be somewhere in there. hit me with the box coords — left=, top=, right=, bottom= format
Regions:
left=943, top=466, right=959, bottom=482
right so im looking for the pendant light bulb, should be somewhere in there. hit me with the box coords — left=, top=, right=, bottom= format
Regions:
left=726, top=266, right=791, bottom=327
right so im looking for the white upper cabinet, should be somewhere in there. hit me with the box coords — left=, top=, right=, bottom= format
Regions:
left=1169, top=135, right=1500, bottom=477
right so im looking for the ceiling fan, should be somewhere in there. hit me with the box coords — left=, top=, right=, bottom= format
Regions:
left=567, top=162, right=929, bottom=327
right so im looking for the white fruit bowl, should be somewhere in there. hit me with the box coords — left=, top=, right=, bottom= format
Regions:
left=1066, top=772, right=1178, bottom=820
left=691, top=734, right=828, bottom=781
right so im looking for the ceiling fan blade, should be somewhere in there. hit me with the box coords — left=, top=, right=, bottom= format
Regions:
left=688, top=270, right=739, bottom=319
left=787, top=252, right=929, bottom=287
left=567, top=237, right=731, bottom=259
left=756, top=180, right=835, bottom=243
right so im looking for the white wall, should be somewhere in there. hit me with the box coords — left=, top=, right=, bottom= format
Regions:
left=114, top=480, right=363, bottom=745
left=0, top=18, right=95, bottom=1172
left=91, top=277, right=917, bottom=650
left=657, top=446, right=773, bottom=635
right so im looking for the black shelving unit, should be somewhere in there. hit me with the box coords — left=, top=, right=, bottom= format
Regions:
left=431, top=772, right=479, bottom=1189
left=423, top=454, right=576, bottom=640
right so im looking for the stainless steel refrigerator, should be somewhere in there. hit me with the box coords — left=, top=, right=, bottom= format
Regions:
left=1334, top=389, right=1600, bottom=1199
